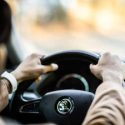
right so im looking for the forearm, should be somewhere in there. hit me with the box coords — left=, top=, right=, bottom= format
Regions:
left=0, top=79, right=11, bottom=112
left=0, top=70, right=20, bottom=112
left=83, top=81, right=125, bottom=125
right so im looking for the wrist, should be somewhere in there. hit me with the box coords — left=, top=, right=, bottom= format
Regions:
left=102, top=70, right=123, bottom=84
left=11, top=70, right=23, bottom=84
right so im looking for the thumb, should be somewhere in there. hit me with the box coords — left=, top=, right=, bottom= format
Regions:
left=41, top=63, right=58, bottom=73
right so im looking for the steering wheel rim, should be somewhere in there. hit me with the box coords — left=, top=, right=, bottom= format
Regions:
left=10, top=50, right=99, bottom=125
left=42, top=50, right=99, bottom=64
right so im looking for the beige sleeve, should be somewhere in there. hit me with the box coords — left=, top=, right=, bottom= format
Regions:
left=83, top=82, right=125, bottom=125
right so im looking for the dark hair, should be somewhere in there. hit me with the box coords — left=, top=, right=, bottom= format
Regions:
left=0, top=0, right=12, bottom=44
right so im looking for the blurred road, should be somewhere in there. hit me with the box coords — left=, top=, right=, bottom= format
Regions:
left=24, top=30, right=125, bottom=59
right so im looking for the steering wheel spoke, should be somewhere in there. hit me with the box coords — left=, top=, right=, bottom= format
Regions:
left=19, top=99, right=41, bottom=114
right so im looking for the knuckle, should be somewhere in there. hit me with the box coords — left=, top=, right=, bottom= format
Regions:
left=90, top=65, right=97, bottom=72
left=103, top=52, right=111, bottom=57
left=30, top=53, right=38, bottom=58
left=113, top=55, right=120, bottom=60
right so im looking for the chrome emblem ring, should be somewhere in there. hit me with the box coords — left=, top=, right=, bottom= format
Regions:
left=56, top=97, right=74, bottom=115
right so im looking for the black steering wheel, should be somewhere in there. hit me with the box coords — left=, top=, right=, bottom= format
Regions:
left=10, top=50, right=100, bottom=125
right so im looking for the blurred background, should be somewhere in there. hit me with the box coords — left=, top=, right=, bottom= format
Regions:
left=7, top=0, right=125, bottom=58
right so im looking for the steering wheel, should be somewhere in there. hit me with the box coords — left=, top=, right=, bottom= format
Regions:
left=10, top=50, right=100, bottom=125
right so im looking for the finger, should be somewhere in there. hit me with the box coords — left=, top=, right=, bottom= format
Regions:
left=35, top=76, right=42, bottom=84
left=38, top=55, right=45, bottom=64
left=90, top=64, right=98, bottom=73
left=113, top=55, right=122, bottom=63
left=90, top=64, right=101, bottom=77
left=40, top=55, right=46, bottom=60
left=122, top=63, right=125, bottom=78
left=41, top=63, right=58, bottom=73
left=102, top=52, right=111, bottom=58
left=99, top=52, right=111, bottom=64
left=30, top=53, right=45, bottom=59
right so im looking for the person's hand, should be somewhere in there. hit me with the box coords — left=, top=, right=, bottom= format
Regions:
left=11, top=53, right=58, bottom=84
left=90, top=52, right=125, bottom=84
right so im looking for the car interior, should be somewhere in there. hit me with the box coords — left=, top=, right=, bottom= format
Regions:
left=1, top=0, right=125, bottom=125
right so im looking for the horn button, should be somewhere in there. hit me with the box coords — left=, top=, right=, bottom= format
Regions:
left=39, top=90, right=94, bottom=125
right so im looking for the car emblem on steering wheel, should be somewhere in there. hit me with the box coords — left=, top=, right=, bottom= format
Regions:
left=56, top=97, right=74, bottom=115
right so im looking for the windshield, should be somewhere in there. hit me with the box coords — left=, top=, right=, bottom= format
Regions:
left=8, top=0, right=125, bottom=59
